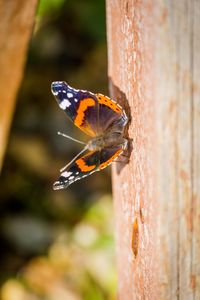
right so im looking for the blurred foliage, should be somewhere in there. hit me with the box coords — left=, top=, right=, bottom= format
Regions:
left=37, top=0, right=106, bottom=42
left=37, top=0, right=66, bottom=17
left=1, top=195, right=116, bottom=300
left=0, top=0, right=116, bottom=299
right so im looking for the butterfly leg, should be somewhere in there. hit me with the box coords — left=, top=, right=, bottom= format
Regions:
left=113, top=157, right=130, bottom=164
left=122, top=138, right=129, bottom=150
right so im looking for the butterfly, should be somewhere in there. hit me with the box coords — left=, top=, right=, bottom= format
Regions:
left=51, top=81, right=128, bottom=190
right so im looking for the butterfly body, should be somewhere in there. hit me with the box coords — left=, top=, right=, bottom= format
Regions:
left=87, top=133, right=127, bottom=152
left=51, top=81, right=128, bottom=190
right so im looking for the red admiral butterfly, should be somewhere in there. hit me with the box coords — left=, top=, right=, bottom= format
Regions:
left=51, top=81, right=128, bottom=190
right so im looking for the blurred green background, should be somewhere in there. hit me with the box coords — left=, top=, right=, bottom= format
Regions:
left=0, top=1, right=116, bottom=299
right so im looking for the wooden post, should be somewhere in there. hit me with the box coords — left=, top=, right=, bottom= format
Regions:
left=0, top=0, right=38, bottom=171
left=106, top=1, right=200, bottom=299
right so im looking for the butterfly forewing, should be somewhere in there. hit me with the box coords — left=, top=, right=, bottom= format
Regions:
left=51, top=82, right=127, bottom=136
left=51, top=81, right=99, bottom=136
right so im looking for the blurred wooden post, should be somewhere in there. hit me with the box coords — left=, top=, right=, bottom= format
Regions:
left=0, top=0, right=38, bottom=171
left=106, top=1, right=200, bottom=299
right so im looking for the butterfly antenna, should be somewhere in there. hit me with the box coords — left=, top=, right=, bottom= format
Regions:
left=60, top=146, right=88, bottom=173
left=58, top=131, right=86, bottom=145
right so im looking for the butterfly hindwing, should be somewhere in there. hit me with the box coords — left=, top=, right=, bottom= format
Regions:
left=53, top=150, right=100, bottom=190
left=53, top=145, right=124, bottom=190
left=95, top=93, right=127, bottom=133
left=99, top=145, right=124, bottom=170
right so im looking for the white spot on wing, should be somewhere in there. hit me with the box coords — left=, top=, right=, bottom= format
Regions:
left=59, top=99, right=71, bottom=109
left=67, top=92, right=73, bottom=98
left=61, top=171, right=72, bottom=178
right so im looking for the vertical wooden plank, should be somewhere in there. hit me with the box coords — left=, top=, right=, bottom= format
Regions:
left=106, top=1, right=158, bottom=299
left=0, top=0, right=38, bottom=171
left=175, top=2, right=193, bottom=299
left=192, top=1, right=200, bottom=299
left=156, top=1, right=200, bottom=299
left=155, top=1, right=179, bottom=297
left=106, top=0, right=200, bottom=299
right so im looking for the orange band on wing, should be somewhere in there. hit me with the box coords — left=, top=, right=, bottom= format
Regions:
left=76, top=157, right=96, bottom=172
left=74, top=98, right=95, bottom=126
left=100, top=149, right=123, bottom=169
left=76, top=151, right=96, bottom=172
left=96, top=94, right=122, bottom=114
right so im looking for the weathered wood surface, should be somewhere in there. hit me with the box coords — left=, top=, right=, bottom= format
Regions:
left=106, top=0, right=200, bottom=299
left=0, top=0, right=38, bottom=171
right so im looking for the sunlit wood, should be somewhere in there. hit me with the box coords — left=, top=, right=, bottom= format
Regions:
left=106, top=0, right=200, bottom=298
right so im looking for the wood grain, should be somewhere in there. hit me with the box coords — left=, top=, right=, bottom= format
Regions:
left=107, top=1, right=158, bottom=299
left=0, top=0, right=38, bottom=171
left=106, top=0, right=200, bottom=299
